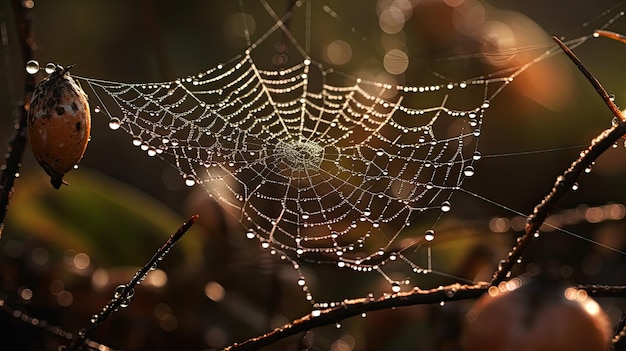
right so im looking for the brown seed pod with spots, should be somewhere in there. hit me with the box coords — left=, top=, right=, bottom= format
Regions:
left=28, top=64, right=91, bottom=189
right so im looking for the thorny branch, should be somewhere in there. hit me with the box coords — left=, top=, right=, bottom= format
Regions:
left=0, top=0, right=36, bottom=237
left=225, top=37, right=626, bottom=351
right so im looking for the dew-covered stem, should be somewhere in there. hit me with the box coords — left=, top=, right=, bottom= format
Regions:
left=67, top=215, right=198, bottom=351
left=490, top=37, right=626, bottom=286
left=0, top=0, right=38, bottom=237
left=552, top=36, right=625, bottom=122
left=223, top=283, right=626, bottom=351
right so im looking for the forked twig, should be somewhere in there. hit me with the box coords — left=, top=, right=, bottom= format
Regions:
left=67, top=215, right=198, bottom=351
left=490, top=36, right=626, bottom=285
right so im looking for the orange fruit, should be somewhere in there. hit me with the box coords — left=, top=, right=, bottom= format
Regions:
left=462, top=277, right=611, bottom=351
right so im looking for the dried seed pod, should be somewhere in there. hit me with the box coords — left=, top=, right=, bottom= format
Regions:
left=28, top=64, right=91, bottom=189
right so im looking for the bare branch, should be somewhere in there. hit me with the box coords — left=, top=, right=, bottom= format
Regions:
left=0, top=0, right=37, bottom=237
left=67, top=215, right=198, bottom=351
left=224, top=282, right=626, bottom=351
left=490, top=37, right=626, bottom=286
left=223, top=283, right=488, bottom=351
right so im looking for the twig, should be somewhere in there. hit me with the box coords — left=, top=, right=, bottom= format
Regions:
left=614, top=323, right=626, bottom=351
left=223, top=282, right=626, bottom=351
left=0, top=0, right=37, bottom=237
left=490, top=37, right=626, bottom=285
left=223, top=283, right=488, bottom=351
left=67, top=215, right=199, bottom=351
left=0, top=294, right=117, bottom=350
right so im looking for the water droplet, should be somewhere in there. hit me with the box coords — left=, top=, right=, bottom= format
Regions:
left=297, top=277, right=306, bottom=286
left=361, top=312, right=367, bottom=318
left=90, top=314, right=99, bottom=324
left=391, top=282, right=401, bottom=292
left=426, top=182, right=434, bottom=190
left=132, top=137, right=142, bottom=146
left=120, top=298, right=131, bottom=308
left=440, top=201, right=451, bottom=212
left=336, top=322, right=342, bottom=329
left=311, top=310, right=321, bottom=317
left=439, top=301, right=445, bottom=306
left=424, top=229, right=435, bottom=241
left=45, top=62, right=57, bottom=74
left=463, top=166, right=475, bottom=177
left=147, top=147, right=157, bottom=157
left=184, top=175, right=196, bottom=187
left=108, top=118, right=121, bottom=130
left=472, top=151, right=482, bottom=160
left=25, top=60, right=39, bottom=74
left=459, top=82, right=467, bottom=88
left=481, top=100, right=490, bottom=109
left=301, top=213, right=310, bottom=220
left=114, top=285, right=126, bottom=299
left=610, top=94, right=616, bottom=102
left=572, top=183, right=579, bottom=191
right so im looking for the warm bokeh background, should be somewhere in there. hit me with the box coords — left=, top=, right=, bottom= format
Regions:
left=2, top=0, right=626, bottom=350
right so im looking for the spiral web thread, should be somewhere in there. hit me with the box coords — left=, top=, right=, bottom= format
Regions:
left=75, top=1, right=587, bottom=303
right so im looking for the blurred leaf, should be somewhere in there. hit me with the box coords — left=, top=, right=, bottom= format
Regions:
left=5, top=168, right=203, bottom=269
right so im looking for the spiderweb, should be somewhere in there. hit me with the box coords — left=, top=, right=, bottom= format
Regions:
left=73, top=0, right=623, bottom=303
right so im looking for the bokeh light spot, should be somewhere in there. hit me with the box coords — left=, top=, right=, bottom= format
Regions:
left=325, top=40, right=352, bottom=65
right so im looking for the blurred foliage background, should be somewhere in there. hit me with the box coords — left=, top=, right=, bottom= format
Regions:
left=2, top=0, right=626, bottom=350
